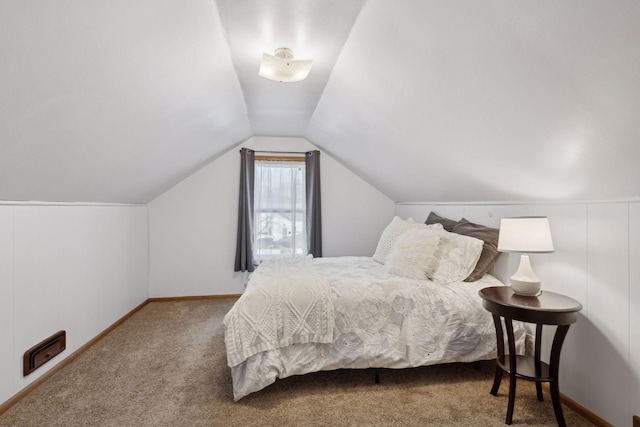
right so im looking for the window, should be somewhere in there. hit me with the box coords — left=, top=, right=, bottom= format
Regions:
left=235, top=148, right=321, bottom=273
left=253, top=157, right=306, bottom=263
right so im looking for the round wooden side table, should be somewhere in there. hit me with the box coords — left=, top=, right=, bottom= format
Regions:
left=478, top=286, right=582, bottom=426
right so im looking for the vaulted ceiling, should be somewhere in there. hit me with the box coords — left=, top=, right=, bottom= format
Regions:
left=1, top=0, right=639, bottom=204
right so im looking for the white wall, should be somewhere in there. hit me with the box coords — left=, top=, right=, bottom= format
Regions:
left=148, top=136, right=395, bottom=297
left=396, top=202, right=640, bottom=427
left=0, top=203, right=149, bottom=406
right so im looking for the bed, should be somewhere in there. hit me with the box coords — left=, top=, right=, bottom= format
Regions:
left=224, top=216, right=526, bottom=401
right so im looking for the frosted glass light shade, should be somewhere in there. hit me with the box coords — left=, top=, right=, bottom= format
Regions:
left=497, top=217, right=554, bottom=253
left=258, top=48, right=313, bottom=83
left=498, top=217, right=554, bottom=296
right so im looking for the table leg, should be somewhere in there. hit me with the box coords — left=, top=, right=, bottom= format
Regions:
left=550, top=325, right=570, bottom=427
left=534, top=323, right=544, bottom=401
left=505, top=318, right=517, bottom=425
left=490, top=314, right=504, bottom=396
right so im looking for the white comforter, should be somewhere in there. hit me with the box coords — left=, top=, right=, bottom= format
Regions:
left=224, top=256, right=334, bottom=367
left=226, top=256, right=525, bottom=401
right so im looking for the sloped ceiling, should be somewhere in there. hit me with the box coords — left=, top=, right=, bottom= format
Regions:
left=1, top=0, right=639, bottom=204
left=216, top=0, right=366, bottom=136
left=0, top=0, right=251, bottom=203
left=308, top=0, right=640, bottom=202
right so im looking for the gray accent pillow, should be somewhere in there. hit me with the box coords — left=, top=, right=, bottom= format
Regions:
left=452, top=218, right=500, bottom=282
left=425, top=211, right=458, bottom=232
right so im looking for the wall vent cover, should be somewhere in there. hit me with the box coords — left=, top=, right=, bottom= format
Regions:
left=23, top=330, right=66, bottom=376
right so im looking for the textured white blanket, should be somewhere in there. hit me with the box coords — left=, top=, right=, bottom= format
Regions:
left=224, top=256, right=335, bottom=367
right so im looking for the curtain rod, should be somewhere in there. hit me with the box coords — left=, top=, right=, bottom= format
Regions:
left=238, top=149, right=312, bottom=154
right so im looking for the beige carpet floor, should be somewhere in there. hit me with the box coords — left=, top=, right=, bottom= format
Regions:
left=0, top=299, right=594, bottom=427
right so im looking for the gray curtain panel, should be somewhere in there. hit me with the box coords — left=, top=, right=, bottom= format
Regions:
left=234, top=148, right=256, bottom=272
left=305, top=150, right=322, bottom=257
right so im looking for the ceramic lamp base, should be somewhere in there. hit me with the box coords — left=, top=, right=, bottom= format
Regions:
left=509, top=254, right=542, bottom=296
left=510, top=277, right=542, bottom=296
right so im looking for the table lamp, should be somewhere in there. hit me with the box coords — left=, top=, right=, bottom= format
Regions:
left=497, top=217, right=554, bottom=296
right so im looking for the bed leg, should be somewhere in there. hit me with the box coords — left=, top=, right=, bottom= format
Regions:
left=374, top=368, right=380, bottom=384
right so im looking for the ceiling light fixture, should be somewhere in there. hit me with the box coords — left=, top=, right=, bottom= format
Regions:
left=258, top=47, right=313, bottom=83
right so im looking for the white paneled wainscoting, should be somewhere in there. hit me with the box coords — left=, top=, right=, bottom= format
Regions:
left=0, top=203, right=149, bottom=407
left=396, top=202, right=640, bottom=427
left=1, top=197, right=637, bottom=426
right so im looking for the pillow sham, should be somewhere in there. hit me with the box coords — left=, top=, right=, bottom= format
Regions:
left=452, top=218, right=500, bottom=282
left=383, top=228, right=442, bottom=280
left=372, top=216, right=421, bottom=264
left=425, top=211, right=458, bottom=232
left=430, top=229, right=483, bottom=284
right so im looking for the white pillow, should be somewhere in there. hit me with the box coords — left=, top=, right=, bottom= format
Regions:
left=373, top=217, right=443, bottom=264
left=383, top=228, right=442, bottom=280
left=430, top=229, right=484, bottom=284
left=372, top=217, right=417, bottom=264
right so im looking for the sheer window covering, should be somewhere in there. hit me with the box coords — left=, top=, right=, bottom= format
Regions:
left=253, top=159, right=307, bottom=264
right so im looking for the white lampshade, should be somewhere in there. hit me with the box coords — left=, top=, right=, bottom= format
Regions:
left=498, top=217, right=554, bottom=253
left=498, top=217, right=554, bottom=297
left=258, top=47, right=313, bottom=83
